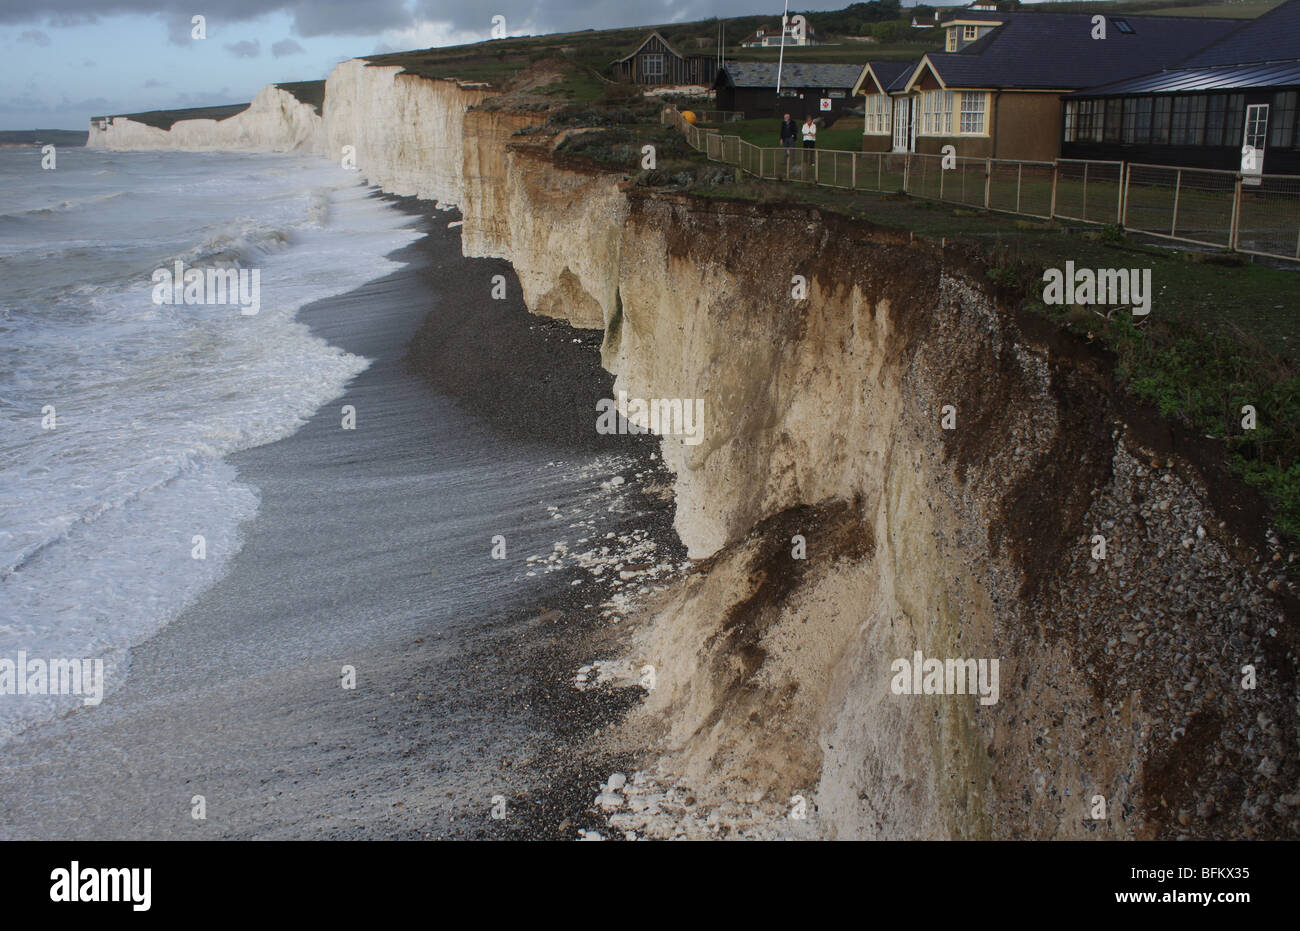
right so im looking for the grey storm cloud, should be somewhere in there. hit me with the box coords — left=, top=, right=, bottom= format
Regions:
left=18, top=30, right=52, bottom=45
left=271, top=38, right=305, bottom=57
left=0, top=1, right=780, bottom=45
left=225, top=39, right=261, bottom=57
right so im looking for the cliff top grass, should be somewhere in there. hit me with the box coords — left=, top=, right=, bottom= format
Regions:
left=92, top=103, right=250, bottom=130
left=275, top=81, right=326, bottom=114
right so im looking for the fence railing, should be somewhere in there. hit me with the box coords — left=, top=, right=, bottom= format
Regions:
left=662, top=106, right=1300, bottom=263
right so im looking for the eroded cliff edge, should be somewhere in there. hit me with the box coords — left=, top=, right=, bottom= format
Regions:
left=90, top=61, right=1299, bottom=839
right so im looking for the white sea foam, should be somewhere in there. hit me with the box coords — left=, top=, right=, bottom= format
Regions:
left=0, top=148, right=422, bottom=741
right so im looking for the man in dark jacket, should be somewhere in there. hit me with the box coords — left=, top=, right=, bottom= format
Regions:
left=779, top=113, right=797, bottom=177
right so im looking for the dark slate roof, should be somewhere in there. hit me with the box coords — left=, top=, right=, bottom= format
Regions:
left=921, top=11, right=1238, bottom=90
left=1069, top=1, right=1300, bottom=97
left=1179, top=0, right=1300, bottom=67
left=867, top=60, right=914, bottom=92
left=612, top=31, right=683, bottom=64
left=1073, top=60, right=1300, bottom=96
left=717, top=62, right=865, bottom=90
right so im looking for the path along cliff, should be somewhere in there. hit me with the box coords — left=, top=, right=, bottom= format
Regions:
left=88, top=58, right=1299, bottom=840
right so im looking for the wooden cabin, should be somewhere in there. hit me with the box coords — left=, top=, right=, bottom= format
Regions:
left=610, top=32, right=715, bottom=86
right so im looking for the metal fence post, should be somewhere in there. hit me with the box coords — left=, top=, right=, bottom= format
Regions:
left=1171, top=169, right=1182, bottom=236
left=984, top=157, right=992, bottom=209
left=1121, top=163, right=1130, bottom=228
left=940, top=159, right=946, bottom=202
left=852, top=152, right=857, bottom=189
left=1016, top=162, right=1023, bottom=213
left=877, top=153, right=882, bottom=191
left=1116, top=161, right=1126, bottom=225
left=1050, top=161, right=1059, bottom=220
left=1229, top=174, right=1242, bottom=252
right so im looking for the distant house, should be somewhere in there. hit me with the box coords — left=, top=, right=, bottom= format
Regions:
left=852, top=11, right=1238, bottom=161
left=713, top=62, right=863, bottom=121
left=610, top=32, right=715, bottom=86
left=739, top=22, right=820, bottom=48
left=1063, top=0, right=1300, bottom=174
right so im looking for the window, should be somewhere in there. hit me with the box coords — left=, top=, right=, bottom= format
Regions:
left=1206, top=94, right=1227, bottom=146
left=1153, top=97, right=1172, bottom=144
left=1063, top=100, right=1076, bottom=142
left=916, top=90, right=954, bottom=135
left=1121, top=98, right=1138, bottom=143
left=1171, top=96, right=1190, bottom=144
left=1187, top=95, right=1207, bottom=145
left=1271, top=91, right=1297, bottom=148
left=964, top=25, right=979, bottom=40
left=1224, top=93, right=1244, bottom=147
left=946, top=29, right=957, bottom=51
left=1104, top=98, right=1123, bottom=143
left=1112, top=18, right=1135, bottom=34
left=1074, top=99, right=1098, bottom=142
left=864, top=94, right=891, bottom=135
left=960, top=92, right=986, bottom=134
left=1134, top=97, right=1152, bottom=144
left=642, top=53, right=665, bottom=80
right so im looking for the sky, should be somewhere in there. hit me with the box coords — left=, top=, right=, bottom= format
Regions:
left=0, top=0, right=976, bottom=130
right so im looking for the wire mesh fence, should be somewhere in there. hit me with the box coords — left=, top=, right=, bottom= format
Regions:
left=660, top=107, right=1300, bottom=263
left=1054, top=159, right=1124, bottom=226
left=1123, top=164, right=1237, bottom=249
left=1234, top=174, right=1300, bottom=260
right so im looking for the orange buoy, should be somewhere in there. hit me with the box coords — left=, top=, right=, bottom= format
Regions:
left=682, top=110, right=698, bottom=124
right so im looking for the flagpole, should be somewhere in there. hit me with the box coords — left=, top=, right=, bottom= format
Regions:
left=776, top=0, right=790, bottom=95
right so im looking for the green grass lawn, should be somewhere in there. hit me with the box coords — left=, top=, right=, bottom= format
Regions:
left=698, top=117, right=866, bottom=152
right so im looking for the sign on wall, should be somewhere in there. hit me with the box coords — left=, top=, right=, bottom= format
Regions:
left=819, top=97, right=832, bottom=111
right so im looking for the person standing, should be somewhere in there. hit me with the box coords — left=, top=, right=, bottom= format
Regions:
left=801, top=115, right=818, bottom=148
left=779, top=112, right=797, bottom=177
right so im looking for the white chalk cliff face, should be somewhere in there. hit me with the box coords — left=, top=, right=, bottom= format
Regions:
left=86, top=84, right=324, bottom=153
left=87, top=62, right=1297, bottom=841
left=323, top=60, right=492, bottom=203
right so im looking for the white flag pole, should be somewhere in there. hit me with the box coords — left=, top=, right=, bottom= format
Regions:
left=776, top=0, right=790, bottom=95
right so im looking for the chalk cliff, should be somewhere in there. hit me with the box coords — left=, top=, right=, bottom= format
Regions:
left=87, top=84, right=324, bottom=153
left=88, top=62, right=1298, bottom=840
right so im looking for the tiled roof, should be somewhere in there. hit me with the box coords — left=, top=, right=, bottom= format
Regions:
left=718, top=62, right=865, bottom=90
left=922, top=11, right=1238, bottom=90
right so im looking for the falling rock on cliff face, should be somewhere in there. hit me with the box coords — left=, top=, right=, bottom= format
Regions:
left=87, top=84, right=324, bottom=152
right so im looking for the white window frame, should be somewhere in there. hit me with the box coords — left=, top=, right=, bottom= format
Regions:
left=642, top=53, right=665, bottom=80
left=946, top=29, right=957, bottom=51
left=917, top=89, right=954, bottom=136
left=964, top=25, right=979, bottom=40
left=959, top=92, right=987, bottom=135
left=864, top=94, right=892, bottom=135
